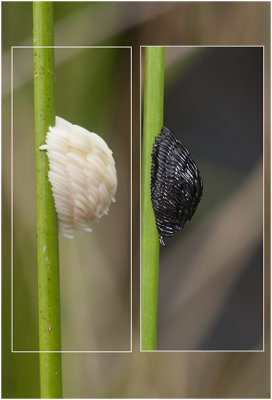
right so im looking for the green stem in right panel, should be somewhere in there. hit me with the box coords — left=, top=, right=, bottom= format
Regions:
left=141, top=47, right=165, bottom=350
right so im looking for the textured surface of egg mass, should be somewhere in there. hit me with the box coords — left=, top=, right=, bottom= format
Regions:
left=151, top=126, right=203, bottom=246
left=40, top=116, right=117, bottom=238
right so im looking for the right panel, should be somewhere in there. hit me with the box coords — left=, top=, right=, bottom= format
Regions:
left=141, top=46, right=263, bottom=351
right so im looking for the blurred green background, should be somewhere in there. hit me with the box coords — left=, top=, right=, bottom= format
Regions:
left=2, top=1, right=270, bottom=398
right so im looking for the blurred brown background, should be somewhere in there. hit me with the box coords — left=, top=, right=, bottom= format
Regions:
left=2, top=1, right=270, bottom=398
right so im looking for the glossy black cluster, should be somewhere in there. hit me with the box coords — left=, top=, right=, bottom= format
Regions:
left=151, top=126, right=203, bottom=246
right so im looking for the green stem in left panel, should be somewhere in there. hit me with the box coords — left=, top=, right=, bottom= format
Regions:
left=33, top=2, right=62, bottom=398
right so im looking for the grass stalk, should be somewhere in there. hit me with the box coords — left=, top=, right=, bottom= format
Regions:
left=33, top=2, right=62, bottom=398
left=141, top=47, right=165, bottom=350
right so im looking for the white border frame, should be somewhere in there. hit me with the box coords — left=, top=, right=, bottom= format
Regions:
left=11, top=45, right=133, bottom=354
left=140, top=45, right=265, bottom=353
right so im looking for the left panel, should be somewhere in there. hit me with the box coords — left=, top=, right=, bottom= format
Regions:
left=11, top=46, right=132, bottom=352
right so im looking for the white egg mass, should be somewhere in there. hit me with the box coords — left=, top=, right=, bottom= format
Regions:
left=40, top=116, right=117, bottom=238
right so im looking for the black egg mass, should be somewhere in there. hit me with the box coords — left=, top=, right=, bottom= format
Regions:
left=151, top=126, right=203, bottom=246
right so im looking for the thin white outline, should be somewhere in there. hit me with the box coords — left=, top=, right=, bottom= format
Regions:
left=11, top=45, right=14, bottom=354
left=270, top=5, right=272, bottom=396
left=11, top=45, right=132, bottom=354
left=140, top=45, right=265, bottom=353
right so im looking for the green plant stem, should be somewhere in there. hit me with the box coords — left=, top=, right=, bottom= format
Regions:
left=33, top=2, right=62, bottom=398
left=141, top=47, right=165, bottom=350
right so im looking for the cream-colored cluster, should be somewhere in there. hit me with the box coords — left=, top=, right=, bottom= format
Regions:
left=40, top=116, right=117, bottom=238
